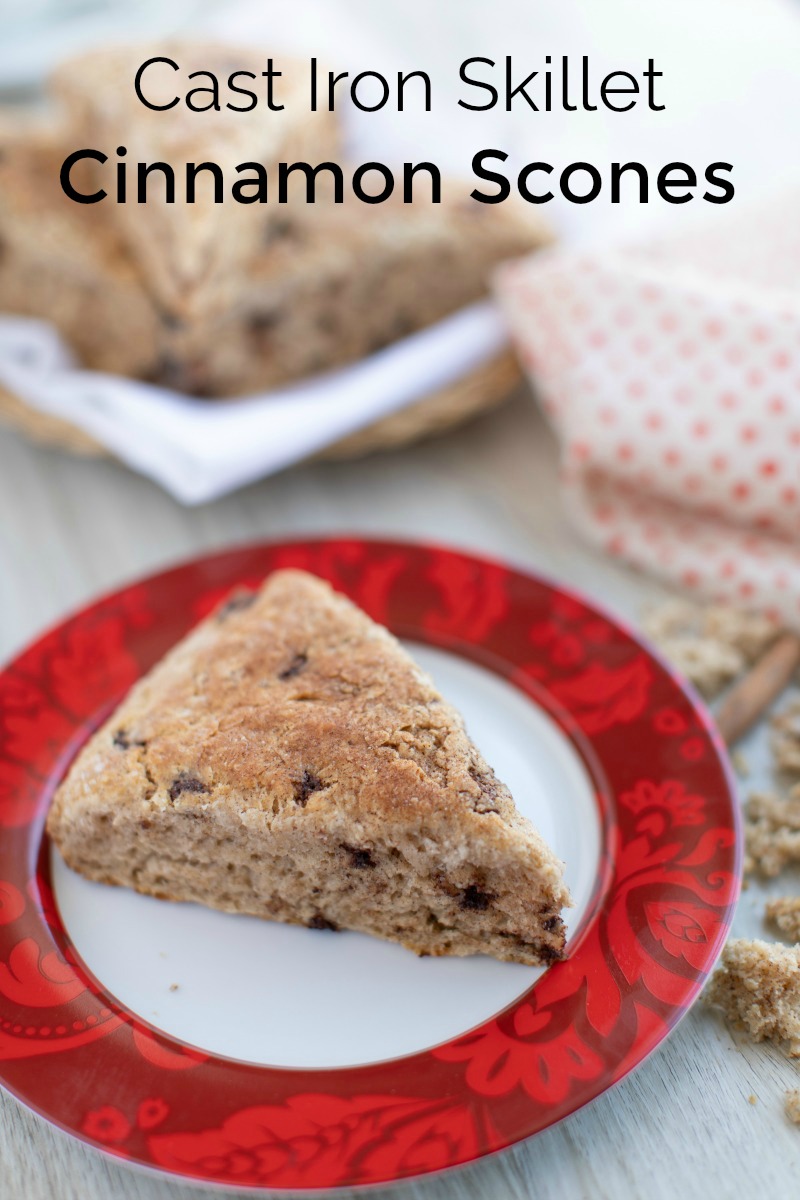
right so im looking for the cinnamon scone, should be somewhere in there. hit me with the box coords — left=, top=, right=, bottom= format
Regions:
left=0, top=117, right=162, bottom=381
left=156, top=189, right=551, bottom=395
left=47, top=570, right=571, bottom=965
left=49, top=42, right=341, bottom=322
left=0, top=118, right=549, bottom=397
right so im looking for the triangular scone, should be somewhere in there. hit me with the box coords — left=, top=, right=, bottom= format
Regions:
left=49, top=43, right=340, bottom=322
left=47, top=570, right=571, bottom=965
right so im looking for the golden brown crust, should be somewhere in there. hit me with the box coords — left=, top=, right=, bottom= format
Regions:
left=48, top=570, right=571, bottom=965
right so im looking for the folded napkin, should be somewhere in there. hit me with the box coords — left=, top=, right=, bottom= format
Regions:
left=0, top=302, right=507, bottom=505
left=496, top=188, right=800, bottom=627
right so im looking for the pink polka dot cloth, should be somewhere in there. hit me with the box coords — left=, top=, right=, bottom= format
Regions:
left=495, top=192, right=800, bottom=628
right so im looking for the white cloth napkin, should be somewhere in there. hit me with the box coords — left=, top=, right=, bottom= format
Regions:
left=0, top=304, right=507, bottom=504
left=496, top=187, right=800, bottom=627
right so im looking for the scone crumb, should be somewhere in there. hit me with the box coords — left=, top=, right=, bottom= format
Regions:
left=704, top=939, right=800, bottom=1056
left=703, top=606, right=781, bottom=664
left=653, top=634, right=743, bottom=699
left=745, top=788, right=800, bottom=877
left=785, top=1090, right=800, bottom=1124
left=642, top=599, right=780, bottom=698
left=169, top=983, right=179, bottom=992
left=765, top=897, right=800, bottom=942
left=747, top=1093, right=758, bottom=1106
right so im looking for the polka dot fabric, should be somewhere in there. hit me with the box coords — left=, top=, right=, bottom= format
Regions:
left=495, top=193, right=800, bottom=627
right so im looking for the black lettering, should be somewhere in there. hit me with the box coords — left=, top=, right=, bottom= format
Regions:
left=398, top=70, right=432, bottom=112
left=403, top=161, right=441, bottom=202
left=657, top=162, right=697, bottom=204
left=186, top=161, right=224, bottom=204
left=186, top=70, right=220, bottom=112
left=470, top=149, right=511, bottom=203
left=610, top=161, right=648, bottom=203
left=116, top=145, right=127, bottom=203
left=459, top=58, right=498, bottom=111
left=352, top=162, right=394, bottom=204
left=261, top=59, right=284, bottom=111
left=232, top=162, right=269, bottom=203
left=137, top=161, right=175, bottom=204
left=703, top=162, right=735, bottom=204
left=581, top=57, right=597, bottom=111
left=134, top=56, right=179, bottom=111
left=60, top=149, right=106, bottom=203
left=278, top=161, right=344, bottom=204
left=561, top=162, right=602, bottom=204
left=644, top=59, right=665, bottom=111
left=327, top=70, right=349, bottom=110
left=351, top=71, right=390, bottom=112
left=227, top=71, right=258, bottom=112
left=518, top=162, right=554, bottom=204
left=600, top=71, right=639, bottom=112
left=505, top=56, right=538, bottom=111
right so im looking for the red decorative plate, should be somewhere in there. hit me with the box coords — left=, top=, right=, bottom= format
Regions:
left=0, top=538, right=739, bottom=1192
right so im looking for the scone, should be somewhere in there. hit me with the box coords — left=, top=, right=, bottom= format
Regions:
left=47, top=570, right=571, bottom=966
left=0, top=115, right=163, bottom=381
left=157, top=188, right=552, bottom=395
left=50, top=42, right=341, bottom=321
left=0, top=111, right=549, bottom=397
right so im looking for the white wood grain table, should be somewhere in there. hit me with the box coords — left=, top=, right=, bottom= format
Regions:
left=1, top=390, right=798, bottom=1200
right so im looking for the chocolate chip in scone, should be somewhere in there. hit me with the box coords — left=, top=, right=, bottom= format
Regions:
left=217, top=589, right=257, bottom=621
left=155, top=304, right=185, bottom=332
left=168, top=773, right=210, bottom=803
left=293, top=770, right=324, bottom=806
left=542, top=914, right=563, bottom=933
left=150, top=352, right=186, bottom=391
left=340, top=844, right=375, bottom=869
left=307, top=914, right=338, bottom=931
left=264, top=217, right=300, bottom=245
left=278, top=652, right=308, bottom=681
left=248, top=310, right=280, bottom=341
left=113, top=728, right=146, bottom=750
left=459, top=884, right=495, bottom=912
left=498, top=932, right=564, bottom=963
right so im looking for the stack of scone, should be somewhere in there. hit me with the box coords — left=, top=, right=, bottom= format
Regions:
left=0, top=43, right=552, bottom=453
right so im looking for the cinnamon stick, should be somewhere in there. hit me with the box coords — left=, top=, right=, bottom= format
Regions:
left=715, top=632, right=800, bottom=746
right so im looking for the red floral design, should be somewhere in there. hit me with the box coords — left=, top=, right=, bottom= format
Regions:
left=547, top=656, right=653, bottom=734
left=654, top=707, right=688, bottom=735
left=137, top=1098, right=170, bottom=1130
left=645, top=901, right=724, bottom=970
left=131, top=1026, right=207, bottom=1071
left=0, top=938, right=84, bottom=1007
left=82, top=1105, right=131, bottom=1144
left=0, top=539, right=739, bottom=1191
left=620, top=779, right=706, bottom=827
left=0, top=883, right=24, bottom=926
left=149, top=1095, right=478, bottom=1190
left=680, top=737, right=706, bottom=761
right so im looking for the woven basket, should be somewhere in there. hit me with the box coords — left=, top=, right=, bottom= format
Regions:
left=0, top=349, right=520, bottom=463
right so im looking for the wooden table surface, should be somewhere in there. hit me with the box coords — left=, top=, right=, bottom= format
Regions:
left=1, top=390, right=798, bottom=1200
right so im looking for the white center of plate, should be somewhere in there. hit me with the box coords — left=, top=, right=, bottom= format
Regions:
left=52, top=642, right=602, bottom=1069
